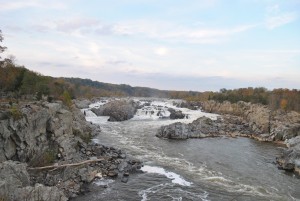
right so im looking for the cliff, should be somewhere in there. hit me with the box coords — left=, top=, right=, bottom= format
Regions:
left=0, top=101, right=141, bottom=200
left=200, top=100, right=300, bottom=141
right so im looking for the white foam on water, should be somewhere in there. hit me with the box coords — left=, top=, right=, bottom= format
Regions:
left=141, top=165, right=192, bottom=186
left=85, top=98, right=286, bottom=200
left=94, top=178, right=115, bottom=186
left=81, top=109, right=97, bottom=117
left=139, top=183, right=166, bottom=201
left=89, top=99, right=110, bottom=108
left=138, top=183, right=209, bottom=201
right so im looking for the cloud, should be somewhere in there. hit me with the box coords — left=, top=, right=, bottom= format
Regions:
left=108, top=20, right=257, bottom=44
left=106, top=60, right=129, bottom=65
left=265, top=4, right=298, bottom=29
left=55, top=18, right=100, bottom=33
left=0, top=0, right=66, bottom=11
left=27, top=15, right=256, bottom=44
left=154, top=47, right=169, bottom=56
left=266, top=12, right=298, bottom=29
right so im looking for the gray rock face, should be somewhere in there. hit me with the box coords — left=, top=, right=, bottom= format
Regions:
left=0, top=102, right=98, bottom=163
left=201, top=100, right=270, bottom=134
left=201, top=100, right=300, bottom=141
left=157, top=122, right=189, bottom=139
left=0, top=100, right=143, bottom=200
left=0, top=161, right=30, bottom=200
left=168, top=108, right=186, bottom=119
left=73, top=99, right=91, bottom=109
left=277, top=136, right=300, bottom=174
left=176, top=101, right=202, bottom=110
left=156, top=115, right=254, bottom=140
left=92, top=100, right=136, bottom=121
left=187, top=100, right=300, bottom=175
left=14, top=184, right=68, bottom=201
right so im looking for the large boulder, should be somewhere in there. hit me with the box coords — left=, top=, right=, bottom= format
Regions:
left=168, top=108, right=186, bottom=119
left=156, top=115, right=254, bottom=140
left=14, top=184, right=68, bottom=201
left=0, top=161, right=67, bottom=201
left=73, top=99, right=91, bottom=109
left=276, top=136, right=300, bottom=175
left=92, top=100, right=136, bottom=121
left=156, top=122, right=189, bottom=139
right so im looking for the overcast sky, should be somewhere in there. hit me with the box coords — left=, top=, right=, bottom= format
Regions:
left=1, top=0, right=300, bottom=91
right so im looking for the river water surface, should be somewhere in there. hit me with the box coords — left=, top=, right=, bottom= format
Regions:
left=79, top=99, right=300, bottom=201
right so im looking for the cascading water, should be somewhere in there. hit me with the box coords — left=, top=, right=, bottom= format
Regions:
left=75, top=98, right=300, bottom=201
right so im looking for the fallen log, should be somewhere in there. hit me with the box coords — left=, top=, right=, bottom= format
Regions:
left=27, top=158, right=107, bottom=170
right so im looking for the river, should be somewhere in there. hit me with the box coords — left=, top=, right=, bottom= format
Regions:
left=78, top=99, right=300, bottom=201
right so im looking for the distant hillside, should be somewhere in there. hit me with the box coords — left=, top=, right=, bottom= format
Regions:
left=0, top=64, right=299, bottom=112
left=63, top=77, right=169, bottom=97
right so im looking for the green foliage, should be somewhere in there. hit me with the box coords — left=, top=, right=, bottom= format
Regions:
left=9, top=105, right=23, bottom=120
left=62, top=90, right=72, bottom=107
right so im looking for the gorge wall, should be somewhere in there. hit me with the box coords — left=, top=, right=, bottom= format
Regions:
left=0, top=101, right=141, bottom=200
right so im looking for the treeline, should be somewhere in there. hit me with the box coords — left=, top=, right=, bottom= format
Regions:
left=0, top=63, right=74, bottom=106
left=64, top=78, right=169, bottom=97
left=1, top=64, right=299, bottom=112
left=0, top=64, right=171, bottom=102
left=201, top=87, right=300, bottom=112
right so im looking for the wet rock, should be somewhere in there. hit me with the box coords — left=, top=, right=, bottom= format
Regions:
left=156, top=122, right=189, bottom=139
left=156, top=115, right=255, bottom=140
left=92, top=100, right=136, bottom=121
left=107, top=171, right=118, bottom=177
left=168, top=108, right=185, bottom=119
left=121, top=176, right=128, bottom=183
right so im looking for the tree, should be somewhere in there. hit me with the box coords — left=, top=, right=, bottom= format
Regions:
left=62, top=91, right=72, bottom=107
left=0, top=30, right=7, bottom=61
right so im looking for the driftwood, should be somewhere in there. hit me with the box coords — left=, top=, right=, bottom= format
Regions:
left=27, top=158, right=106, bottom=170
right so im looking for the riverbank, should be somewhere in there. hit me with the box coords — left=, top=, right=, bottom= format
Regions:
left=0, top=100, right=142, bottom=200
left=172, top=100, right=300, bottom=175
left=75, top=98, right=300, bottom=200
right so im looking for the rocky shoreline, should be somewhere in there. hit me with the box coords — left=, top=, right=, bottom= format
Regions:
left=0, top=100, right=142, bottom=201
left=157, top=100, right=300, bottom=176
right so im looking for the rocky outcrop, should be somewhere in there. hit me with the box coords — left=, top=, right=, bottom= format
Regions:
left=200, top=100, right=300, bottom=141
left=0, top=101, right=142, bottom=200
left=0, top=160, right=67, bottom=201
left=157, top=122, right=190, bottom=139
left=276, top=136, right=300, bottom=174
left=0, top=102, right=99, bottom=163
left=156, top=115, right=254, bottom=139
left=175, top=101, right=202, bottom=110
left=168, top=108, right=186, bottom=119
left=74, top=99, right=91, bottom=109
left=201, top=100, right=271, bottom=134
left=193, top=100, right=300, bottom=175
left=91, top=100, right=136, bottom=121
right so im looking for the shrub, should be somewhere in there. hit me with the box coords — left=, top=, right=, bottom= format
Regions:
left=9, top=105, right=23, bottom=120
left=29, top=148, right=57, bottom=167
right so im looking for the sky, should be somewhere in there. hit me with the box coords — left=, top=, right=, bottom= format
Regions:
left=1, top=0, right=300, bottom=91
